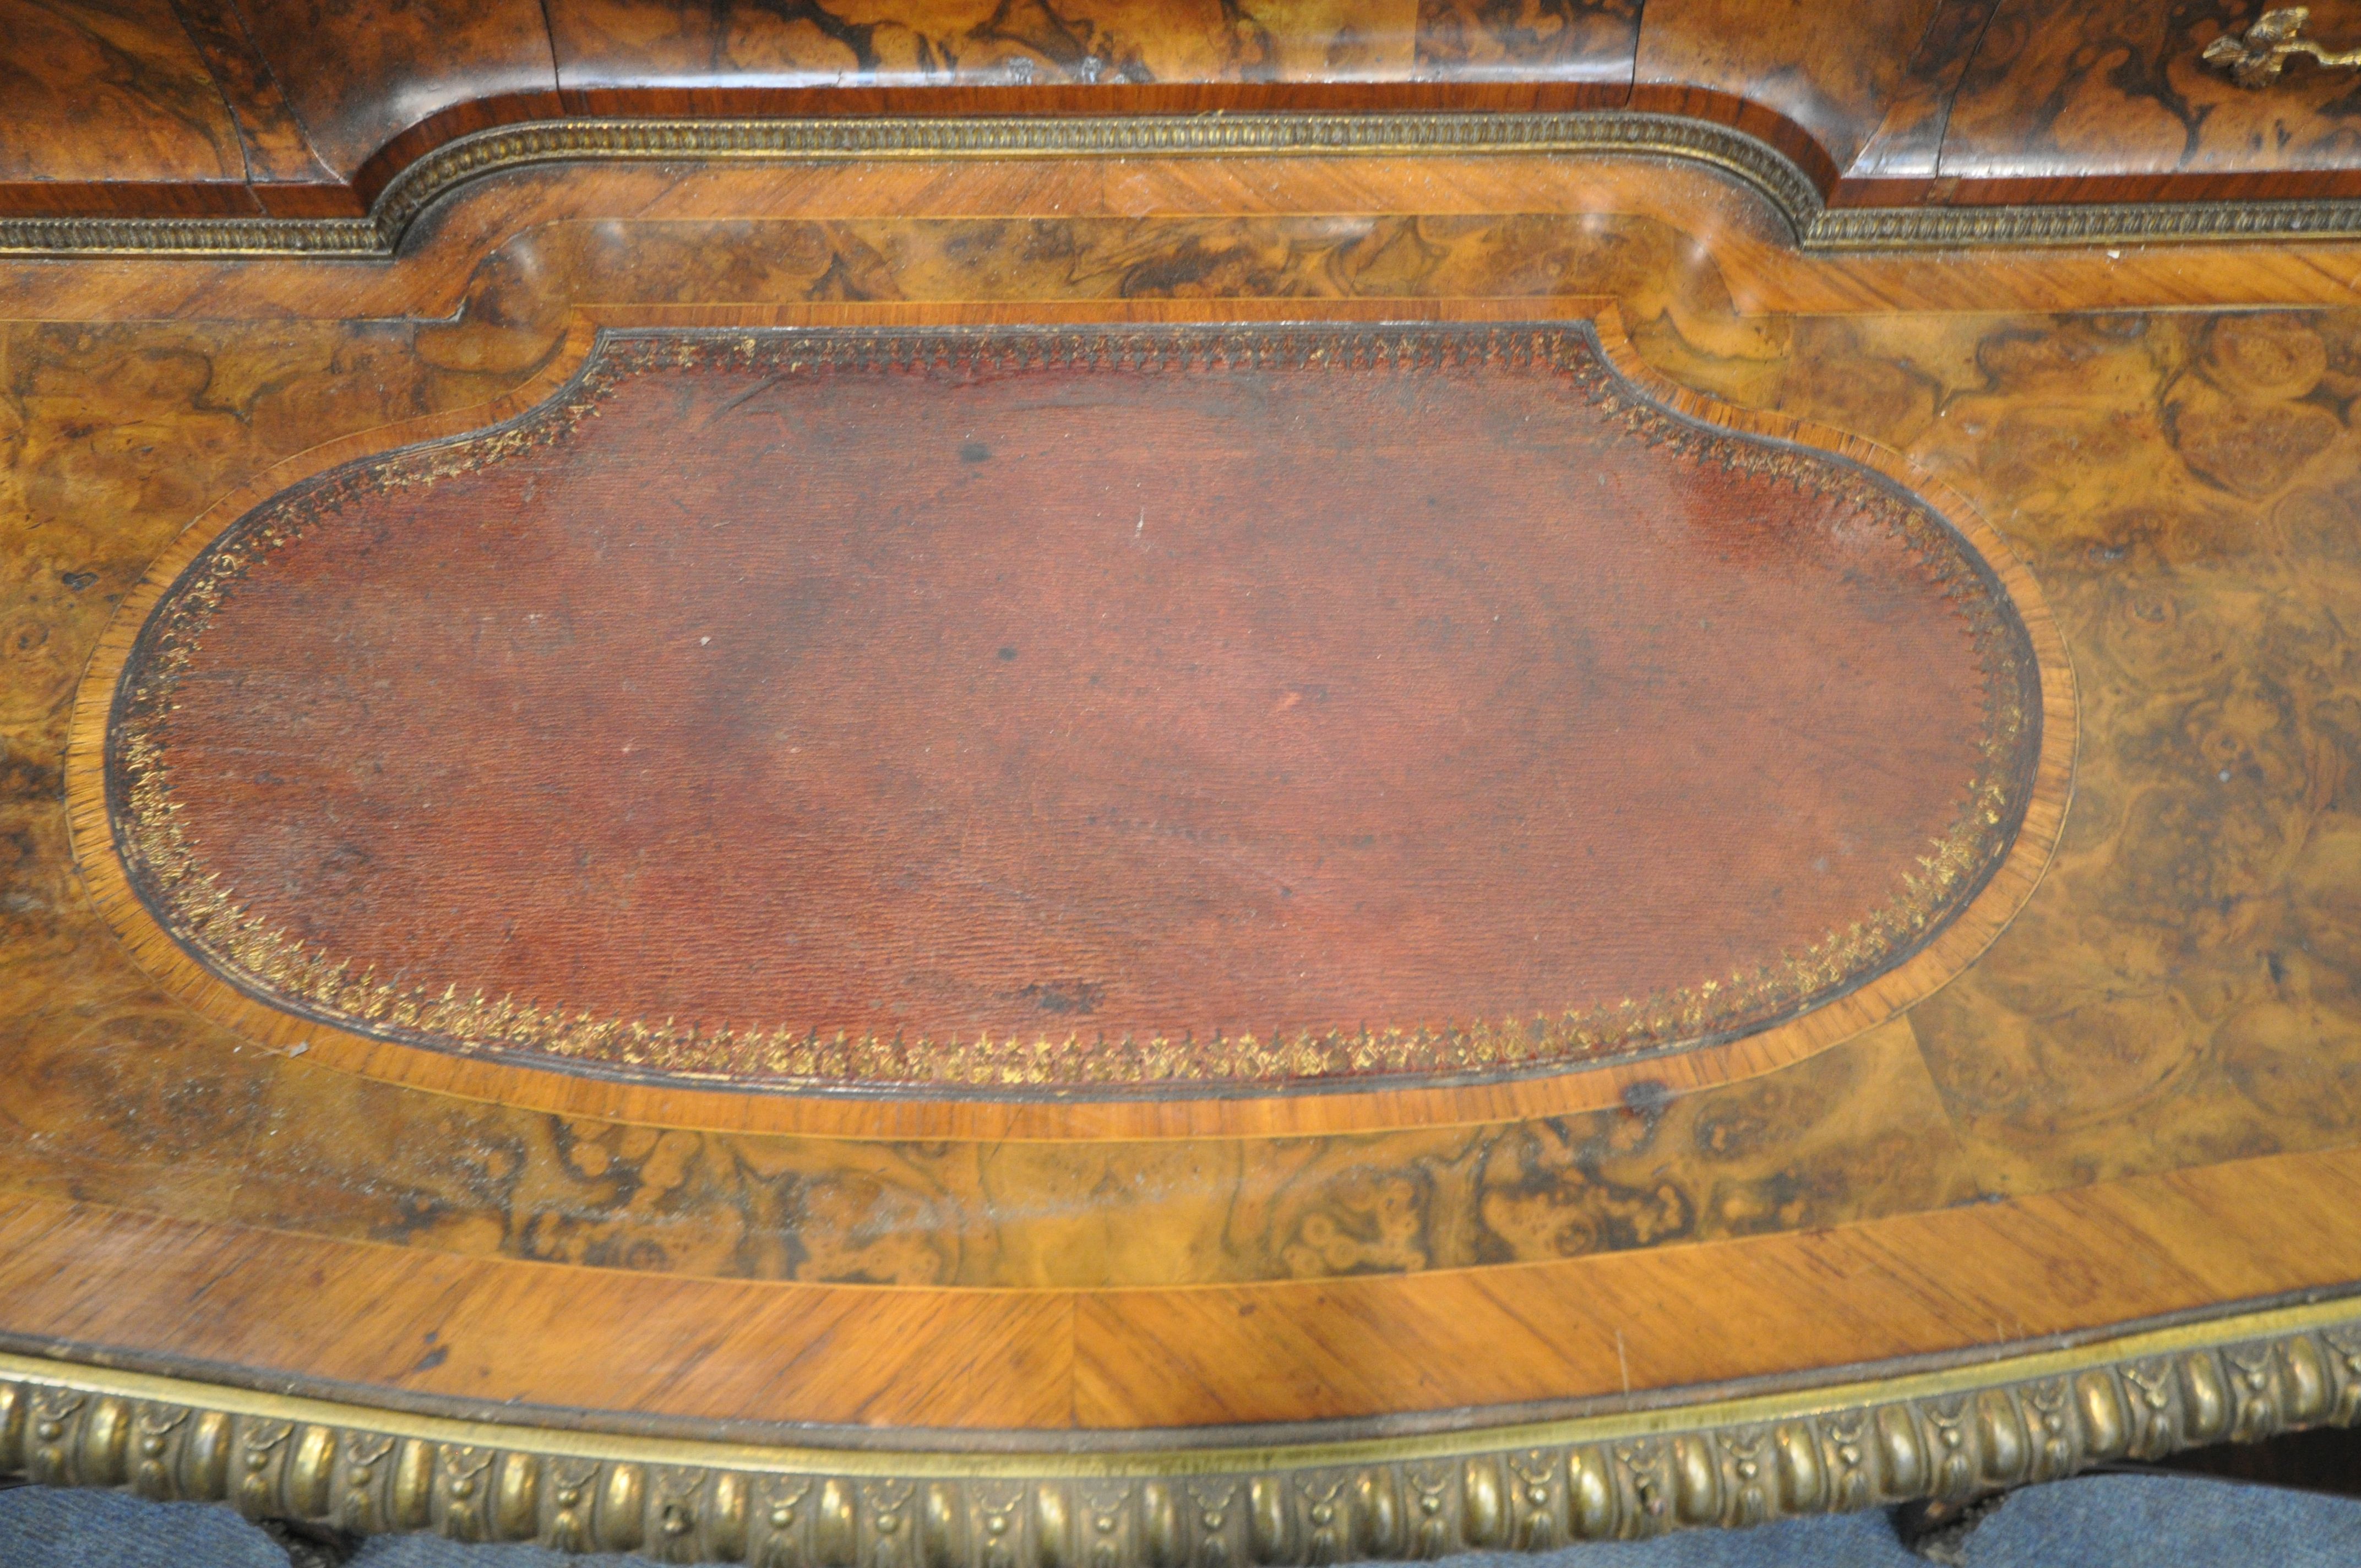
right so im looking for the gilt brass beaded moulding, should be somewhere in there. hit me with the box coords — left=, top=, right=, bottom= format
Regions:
left=9, top=112, right=2361, bottom=259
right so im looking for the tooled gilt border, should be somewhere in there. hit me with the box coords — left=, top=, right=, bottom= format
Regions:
left=103, top=322, right=2043, bottom=1093
left=0, top=112, right=2346, bottom=258
left=5, top=1295, right=2361, bottom=1561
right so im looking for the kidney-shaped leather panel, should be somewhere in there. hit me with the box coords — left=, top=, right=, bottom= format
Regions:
left=96, top=323, right=2050, bottom=1095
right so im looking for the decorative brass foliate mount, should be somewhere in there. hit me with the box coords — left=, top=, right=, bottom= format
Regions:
left=6, top=1299, right=2361, bottom=1565
left=2205, top=8, right=2361, bottom=88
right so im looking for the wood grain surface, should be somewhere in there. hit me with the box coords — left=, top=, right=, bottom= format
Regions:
left=0, top=0, right=250, bottom=209
left=6, top=1141, right=2361, bottom=1434
left=15, top=0, right=2361, bottom=226
left=2, top=111, right=2361, bottom=1516
left=1939, top=0, right=2361, bottom=202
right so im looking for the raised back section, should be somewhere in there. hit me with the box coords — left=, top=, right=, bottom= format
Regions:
left=9, top=0, right=2361, bottom=244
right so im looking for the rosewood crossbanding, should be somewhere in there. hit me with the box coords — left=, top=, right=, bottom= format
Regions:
left=100, top=323, right=2042, bottom=1093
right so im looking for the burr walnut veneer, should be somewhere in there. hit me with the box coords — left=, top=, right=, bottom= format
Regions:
left=12, top=3, right=2361, bottom=1561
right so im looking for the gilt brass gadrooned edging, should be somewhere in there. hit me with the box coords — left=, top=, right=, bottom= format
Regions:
left=7, top=1297, right=2361, bottom=1560
left=2, top=110, right=2357, bottom=259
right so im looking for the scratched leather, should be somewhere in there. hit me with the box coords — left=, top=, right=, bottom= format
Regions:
left=133, top=330, right=2019, bottom=1066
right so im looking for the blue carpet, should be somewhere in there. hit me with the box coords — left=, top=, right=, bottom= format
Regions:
left=4, top=1473, right=2359, bottom=1566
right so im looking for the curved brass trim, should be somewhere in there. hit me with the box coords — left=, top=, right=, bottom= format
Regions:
left=0, top=112, right=1815, bottom=260
left=0, top=111, right=2354, bottom=260
left=7, top=1297, right=2361, bottom=1558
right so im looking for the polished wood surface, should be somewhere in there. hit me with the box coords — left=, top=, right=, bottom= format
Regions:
left=1, top=0, right=248, bottom=204
left=0, top=175, right=2354, bottom=1321
left=7, top=1142, right=2361, bottom=1434
left=17, top=0, right=2361, bottom=226
left=1936, top=0, right=2361, bottom=202
left=8, top=24, right=2361, bottom=1554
